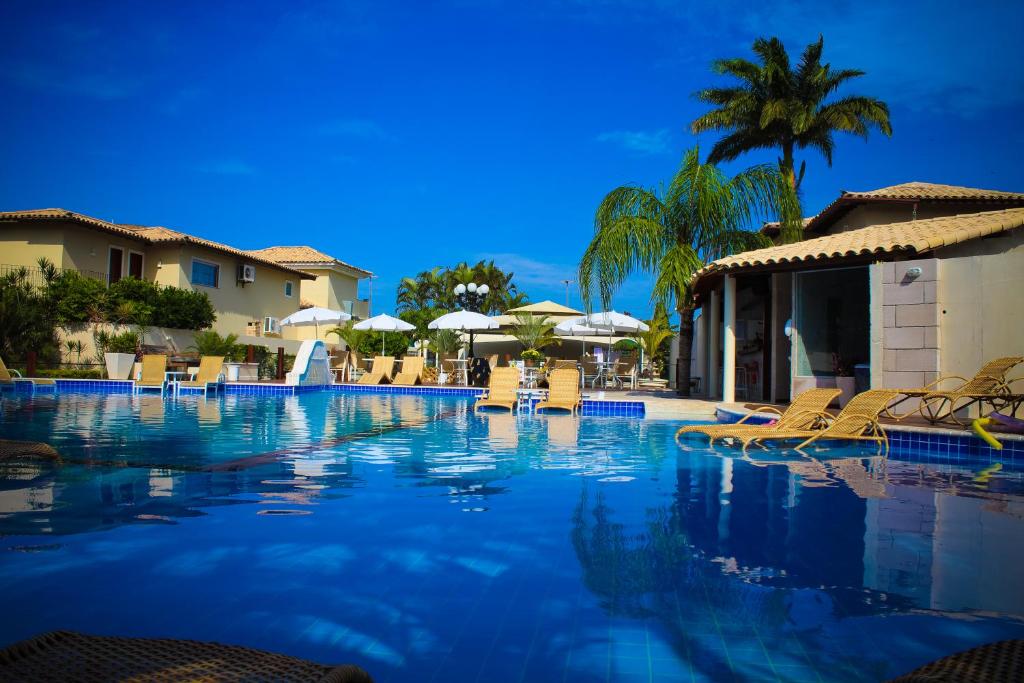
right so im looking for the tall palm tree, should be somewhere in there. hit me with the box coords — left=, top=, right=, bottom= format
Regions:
left=691, top=35, right=891, bottom=198
left=579, top=146, right=791, bottom=396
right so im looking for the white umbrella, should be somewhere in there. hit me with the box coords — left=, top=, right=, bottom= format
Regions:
left=585, top=311, right=649, bottom=374
left=428, top=310, right=498, bottom=357
left=554, top=318, right=600, bottom=358
left=353, top=313, right=415, bottom=354
left=280, top=306, right=351, bottom=340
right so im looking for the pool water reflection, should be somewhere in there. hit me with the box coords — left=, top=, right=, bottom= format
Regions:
left=1, top=392, right=1022, bottom=682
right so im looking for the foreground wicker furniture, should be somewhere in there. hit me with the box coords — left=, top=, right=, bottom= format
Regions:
left=474, top=367, right=520, bottom=413
left=676, top=388, right=841, bottom=444
left=0, top=630, right=373, bottom=682
left=889, top=356, right=1023, bottom=426
left=887, top=639, right=1024, bottom=682
left=535, top=369, right=583, bottom=415
left=357, top=356, right=395, bottom=385
left=732, top=390, right=901, bottom=454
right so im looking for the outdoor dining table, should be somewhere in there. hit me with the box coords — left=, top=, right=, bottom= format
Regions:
left=442, top=358, right=468, bottom=386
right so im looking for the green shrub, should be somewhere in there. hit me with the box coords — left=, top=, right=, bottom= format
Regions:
left=46, top=271, right=108, bottom=324
left=190, top=330, right=244, bottom=361
left=154, top=287, right=215, bottom=330
left=0, top=268, right=60, bottom=364
left=35, top=367, right=105, bottom=379
left=95, top=329, right=140, bottom=356
left=358, top=331, right=411, bottom=358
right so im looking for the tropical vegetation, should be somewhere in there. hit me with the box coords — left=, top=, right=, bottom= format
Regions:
left=509, top=312, right=561, bottom=359
left=396, top=261, right=527, bottom=315
left=632, top=304, right=676, bottom=379
left=691, top=35, right=891, bottom=201
left=327, top=321, right=410, bottom=358
left=579, top=146, right=790, bottom=396
left=0, top=266, right=59, bottom=364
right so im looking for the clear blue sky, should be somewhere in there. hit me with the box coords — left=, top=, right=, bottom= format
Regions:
left=2, top=1, right=1022, bottom=318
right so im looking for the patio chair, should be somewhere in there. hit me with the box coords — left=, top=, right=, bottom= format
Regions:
left=580, top=357, right=601, bottom=388
left=676, top=388, right=841, bottom=444
left=486, top=354, right=500, bottom=370
left=357, top=356, right=395, bottom=385
left=441, top=357, right=466, bottom=386
left=0, top=355, right=56, bottom=391
left=393, top=355, right=424, bottom=385
left=737, top=389, right=901, bottom=454
left=535, top=368, right=583, bottom=415
left=889, top=356, right=1024, bottom=426
left=330, top=350, right=350, bottom=383
left=133, top=354, right=168, bottom=395
left=612, top=359, right=637, bottom=389
left=554, top=359, right=578, bottom=370
left=474, top=367, right=520, bottom=413
left=348, top=351, right=365, bottom=382
left=176, top=356, right=225, bottom=396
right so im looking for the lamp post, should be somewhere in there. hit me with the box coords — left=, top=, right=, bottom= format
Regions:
left=454, top=282, right=489, bottom=356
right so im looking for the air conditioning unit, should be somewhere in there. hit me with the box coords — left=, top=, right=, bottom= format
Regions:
left=263, top=316, right=280, bottom=335
left=237, top=264, right=256, bottom=283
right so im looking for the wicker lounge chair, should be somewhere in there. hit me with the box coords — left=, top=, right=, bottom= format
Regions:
left=357, top=356, right=395, bottom=385
left=889, top=356, right=1023, bottom=426
left=133, top=354, right=168, bottom=395
left=535, top=368, right=583, bottom=415
left=393, top=356, right=424, bottom=385
left=0, top=356, right=56, bottom=391
left=0, top=630, right=373, bottom=682
left=474, top=367, right=520, bottom=412
left=676, top=388, right=841, bottom=443
left=886, top=638, right=1024, bottom=682
left=176, top=356, right=225, bottom=396
left=737, top=389, right=901, bottom=454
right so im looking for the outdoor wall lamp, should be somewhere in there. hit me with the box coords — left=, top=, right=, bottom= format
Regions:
left=905, top=266, right=923, bottom=280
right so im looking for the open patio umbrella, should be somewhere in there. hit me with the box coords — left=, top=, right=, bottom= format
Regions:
left=585, top=310, right=649, bottom=368
left=280, top=307, right=351, bottom=340
left=353, top=313, right=415, bottom=354
left=554, top=318, right=601, bottom=357
left=428, top=309, right=498, bottom=357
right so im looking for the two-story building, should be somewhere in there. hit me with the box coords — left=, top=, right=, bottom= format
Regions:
left=0, top=208, right=371, bottom=345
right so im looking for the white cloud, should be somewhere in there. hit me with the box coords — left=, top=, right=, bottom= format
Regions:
left=595, top=129, right=671, bottom=155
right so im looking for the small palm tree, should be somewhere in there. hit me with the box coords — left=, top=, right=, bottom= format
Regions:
left=509, top=313, right=561, bottom=358
left=427, top=328, right=462, bottom=363
left=579, top=146, right=788, bottom=396
left=327, top=321, right=367, bottom=352
left=691, top=35, right=891, bottom=198
left=633, top=306, right=676, bottom=379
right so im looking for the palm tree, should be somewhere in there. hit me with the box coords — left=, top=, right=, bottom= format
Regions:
left=509, top=313, right=561, bottom=357
left=633, top=305, right=676, bottom=380
left=579, top=146, right=790, bottom=396
left=691, top=35, right=891, bottom=198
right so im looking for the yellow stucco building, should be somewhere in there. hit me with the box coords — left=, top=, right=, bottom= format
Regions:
left=0, top=209, right=371, bottom=346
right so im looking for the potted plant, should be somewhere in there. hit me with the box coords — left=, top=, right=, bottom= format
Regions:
left=832, top=352, right=856, bottom=407
left=97, top=329, right=140, bottom=380
left=521, top=348, right=543, bottom=368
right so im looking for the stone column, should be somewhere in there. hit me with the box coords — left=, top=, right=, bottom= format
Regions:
left=708, top=287, right=720, bottom=397
left=723, top=274, right=737, bottom=403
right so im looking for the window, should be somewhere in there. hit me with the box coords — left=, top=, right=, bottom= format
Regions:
left=128, top=251, right=144, bottom=279
left=191, top=259, right=220, bottom=288
left=284, top=281, right=294, bottom=297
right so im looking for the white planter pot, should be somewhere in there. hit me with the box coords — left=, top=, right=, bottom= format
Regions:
left=836, top=376, right=857, bottom=408
left=105, top=352, right=136, bottom=380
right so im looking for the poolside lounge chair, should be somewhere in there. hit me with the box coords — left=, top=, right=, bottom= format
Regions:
left=133, top=354, right=168, bottom=395
left=176, top=356, right=225, bottom=396
left=737, top=389, right=901, bottom=454
left=0, top=630, right=373, bottom=683
left=535, top=368, right=583, bottom=415
left=474, top=367, right=520, bottom=412
left=357, top=356, right=395, bottom=385
left=393, top=356, right=424, bottom=385
left=0, top=356, right=56, bottom=392
left=676, top=388, right=841, bottom=443
left=889, top=356, right=1023, bottom=426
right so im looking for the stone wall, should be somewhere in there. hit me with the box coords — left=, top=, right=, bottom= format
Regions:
left=881, top=258, right=940, bottom=394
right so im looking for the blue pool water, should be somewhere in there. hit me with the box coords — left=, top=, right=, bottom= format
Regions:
left=1, top=391, right=1023, bottom=682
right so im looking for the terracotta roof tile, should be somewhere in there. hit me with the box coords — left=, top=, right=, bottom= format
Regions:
left=248, top=246, right=372, bottom=276
left=695, top=208, right=1024, bottom=281
left=805, top=181, right=1024, bottom=232
left=0, top=209, right=313, bottom=278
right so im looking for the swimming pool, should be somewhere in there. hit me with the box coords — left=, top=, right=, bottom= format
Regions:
left=1, top=391, right=1022, bottom=682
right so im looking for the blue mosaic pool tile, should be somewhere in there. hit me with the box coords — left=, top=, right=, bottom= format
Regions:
left=332, top=384, right=484, bottom=397
left=52, top=379, right=133, bottom=394
left=888, top=428, right=1023, bottom=463
left=223, top=383, right=297, bottom=396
